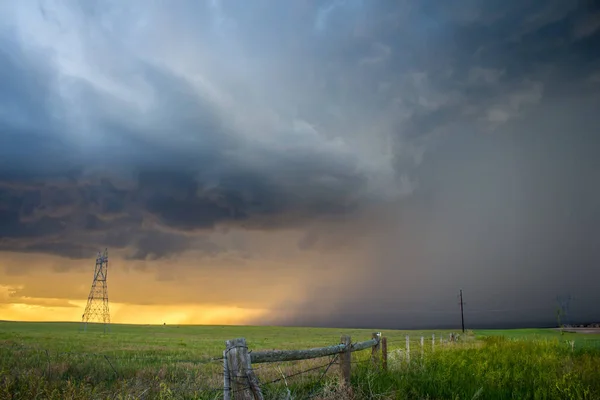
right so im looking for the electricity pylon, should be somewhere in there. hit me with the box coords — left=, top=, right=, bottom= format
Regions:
left=81, top=248, right=110, bottom=332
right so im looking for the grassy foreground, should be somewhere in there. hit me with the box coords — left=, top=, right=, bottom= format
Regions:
left=1, top=322, right=599, bottom=399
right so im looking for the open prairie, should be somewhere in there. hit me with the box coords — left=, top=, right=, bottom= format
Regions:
left=2, top=321, right=600, bottom=399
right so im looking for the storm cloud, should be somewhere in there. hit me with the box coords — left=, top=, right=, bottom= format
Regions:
left=1, top=0, right=600, bottom=327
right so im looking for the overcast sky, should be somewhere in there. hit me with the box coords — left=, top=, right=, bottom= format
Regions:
left=1, top=0, right=599, bottom=329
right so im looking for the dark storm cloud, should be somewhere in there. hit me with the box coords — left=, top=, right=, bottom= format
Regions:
left=0, top=178, right=191, bottom=260
left=126, top=231, right=203, bottom=261
left=267, top=92, right=600, bottom=329
left=1, top=0, right=600, bottom=326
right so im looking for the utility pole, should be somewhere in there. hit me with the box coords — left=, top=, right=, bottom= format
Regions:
left=459, top=289, right=465, bottom=333
left=556, top=294, right=572, bottom=328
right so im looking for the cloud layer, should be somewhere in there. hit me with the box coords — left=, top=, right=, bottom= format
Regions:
left=1, top=0, right=600, bottom=327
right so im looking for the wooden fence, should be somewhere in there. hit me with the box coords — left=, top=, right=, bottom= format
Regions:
left=223, top=333, right=385, bottom=400
left=222, top=332, right=462, bottom=399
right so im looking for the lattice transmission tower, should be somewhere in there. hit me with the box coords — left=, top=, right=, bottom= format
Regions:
left=81, top=248, right=110, bottom=332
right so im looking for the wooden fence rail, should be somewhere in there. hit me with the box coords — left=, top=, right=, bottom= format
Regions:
left=223, top=332, right=462, bottom=399
left=224, top=333, right=383, bottom=400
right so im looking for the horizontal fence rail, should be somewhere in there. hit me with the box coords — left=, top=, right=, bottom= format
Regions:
left=250, top=337, right=379, bottom=364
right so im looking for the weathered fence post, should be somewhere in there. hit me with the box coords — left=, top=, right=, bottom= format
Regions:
left=420, top=336, right=424, bottom=359
left=381, top=337, right=388, bottom=371
left=405, top=335, right=410, bottom=364
left=340, top=335, right=352, bottom=387
left=432, top=333, right=435, bottom=351
left=224, top=349, right=231, bottom=400
left=371, top=332, right=381, bottom=369
left=225, top=338, right=264, bottom=400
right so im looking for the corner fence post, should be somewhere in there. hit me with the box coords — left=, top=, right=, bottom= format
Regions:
left=225, top=338, right=264, bottom=400
left=224, top=349, right=231, bottom=400
left=371, top=332, right=381, bottom=369
left=381, top=337, right=388, bottom=371
left=340, top=335, right=352, bottom=387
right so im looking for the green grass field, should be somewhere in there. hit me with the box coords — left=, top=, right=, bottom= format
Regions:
left=1, top=321, right=599, bottom=399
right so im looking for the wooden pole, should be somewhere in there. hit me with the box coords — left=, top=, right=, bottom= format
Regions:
left=460, top=289, right=465, bottom=333
left=405, top=335, right=410, bottom=364
left=340, top=335, right=352, bottom=387
left=381, top=337, right=388, bottom=371
left=225, top=338, right=264, bottom=400
left=224, top=349, right=231, bottom=400
left=420, top=336, right=424, bottom=359
left=432, top=333, right=435, bottom=351
left=371, top=332, right=381, bottom=369
left=245, top=351, right=263, bottom=400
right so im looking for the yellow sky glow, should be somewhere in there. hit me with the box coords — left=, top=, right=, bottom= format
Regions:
left=0, top=299, right=269, bottom=325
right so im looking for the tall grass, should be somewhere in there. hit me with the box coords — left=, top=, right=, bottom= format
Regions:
left=1, top=325, right=599, bottom=399
left=349, top=336, right=600, bottom=399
